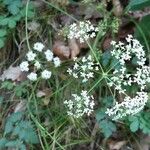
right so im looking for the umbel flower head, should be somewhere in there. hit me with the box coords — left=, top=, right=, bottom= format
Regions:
left=67, top=55, right=99, bottom=83
left=64, top=90, right=95, bottom=118
left=67, top=20, right=98, bottom=43
left=106, top=92, right=148, bottom=120
left=106, top=35, right=150, bottom=120
left=19, top=42, right=61, bottom=81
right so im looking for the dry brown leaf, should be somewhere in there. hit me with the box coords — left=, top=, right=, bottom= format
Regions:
left=112, top=0, right=123, bottom=17
left=69, top=38, right=80, bottom=58
left=108, top=140, right=127, bottom=150
left=53, top=41, right=71, bottom=59
left=27, top=21, right=40, bottom=31
left=36, top=91, right=46, bottom=98
left=0, top=66, right=23, bottom=81
left=14, top=101, right=26, bottom=113
left=37, top=88, right=52, bottom=98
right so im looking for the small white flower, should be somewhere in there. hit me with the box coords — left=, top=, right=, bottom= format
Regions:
left=41, top=70, right=51, bottom=79
left=34, top=61, right=41, bottom=69
left=45, top=49, right=53, bottom=61
left=64, top=91, right=95, bottom=118
left=67, top=21, right=98, bottom=43
left=20, top=61, right=29, bottom=72
left=33, top=42, right=45, bottom=52
left=53, top=57, right=61, bottom=67
left=67, top=68, right=72, bottom=75
left=26, top=51, right=36, bottom=61
left=27, top=72, right=37, bottom=81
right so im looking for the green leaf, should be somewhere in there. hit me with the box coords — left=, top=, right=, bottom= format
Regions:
left=0, top=17, right=9, bottom=26
left=0, top=29, right=7, bottom=37
left=1, top=81, right=14, bottom=90
left=139, top=112, right=150, bottom=134
left=20, top=4, right=35, bottom=18
left=3, top=0, right=23, bottom=15
left=99, top=119, right=116, bottom=138
left=18, top=121, right=39, bottom=144
left=96, top=110, right=106, bottom=121
left=0, top=96, right=4, bottom=105
left=15, top=85, right=27, bottom=97
left=8, top=112, right=23, bottom=123
left=0, top=138, right=8, bottom=148
left=0, top=38, right=5, bottom=48
left=19, top=144, right=26, bottom=150
left=3, top=0, right=13, bottom=5
left=4, top=121, right=13, bottom=134
left=102, top=51, right=111, bottom=67
left=5, top=140, right=21, bottom=148
left=128, top=0, right=150, bottom=10
left=130, top=120, right=139, bottom=132
left=135, top=15, right=150, bottom=50
left=8, top=18, right=16, bottom=28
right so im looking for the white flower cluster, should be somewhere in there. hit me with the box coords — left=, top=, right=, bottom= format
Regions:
left=67, top=20, right=98, bottom=43
left=64, top=90, right=95, bottom=118
left=19, top=42, right=61, bottom=81
left=106, top=92, right=148, bottom=120
left=106, top=35, right=150, bottom=119
left=108, top=35, right=150, bottom=92
left=67, top=55, right=99, bottom=82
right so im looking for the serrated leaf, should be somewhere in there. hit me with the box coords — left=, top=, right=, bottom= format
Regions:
left=0, top=29, right=7, bottom=37
left=20, top=4, right=35, bottom=18
left=0, top=17, right=9, bottom=26
left=100, top=119, right=116, bottom=138
left=96, top=110, right=106, bottom=121
left=3, top=0, right=22, bottom=15
left=8, top=112, right=23, bottom=123
left=8, top=19, right=16, bottom=28
left=4, top=121, right=13, bottom=134
left=1, top=81, right=14, bottom=90
left=24, top=130, right=39, bottom=144
left=128, top=115, right=138, bottom=122
left=0, top=138, right=8, bottom=148
left=17, top=121, right=39, bottom=144
left=130, top=120, right=139, bottom=132
left=19, top=144, right=26, bottom=150
left=5, top=140, right=21, bottom=147
left=3, top=0, right=13, bottom=5
left=13, top=125, right=21, bottom=135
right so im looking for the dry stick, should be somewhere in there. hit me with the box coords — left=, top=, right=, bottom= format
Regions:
left=90, top=123, right=99, bottom=150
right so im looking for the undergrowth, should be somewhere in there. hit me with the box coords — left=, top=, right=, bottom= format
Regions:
left=0, top=0, right=150, bottom=150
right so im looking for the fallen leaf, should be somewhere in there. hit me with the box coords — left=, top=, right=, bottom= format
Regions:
left=37, top=88, right=52, bottom=98
left=112, top=0, right=123, bottom=17
left=0, top=66, right=23, bottom=81
left=69, top=38, right=80, bottom=58
left=108, top=140, right=127, bottom=150
left=27, top=21, right=40, bottom=31
left=53, top=41, right=71, bottom=59
left=14, top=101, right=26, bottom=113
left=36, top=91, right=46, bottom=98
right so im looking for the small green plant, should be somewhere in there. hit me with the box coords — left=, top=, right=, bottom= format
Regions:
left=0, top=112, right=39, bottom=149
left=96, top=109, right=117, bottom=138
left=128, top=112, right=150, bottom=134
left=0, top=0, right=34, bottom=48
